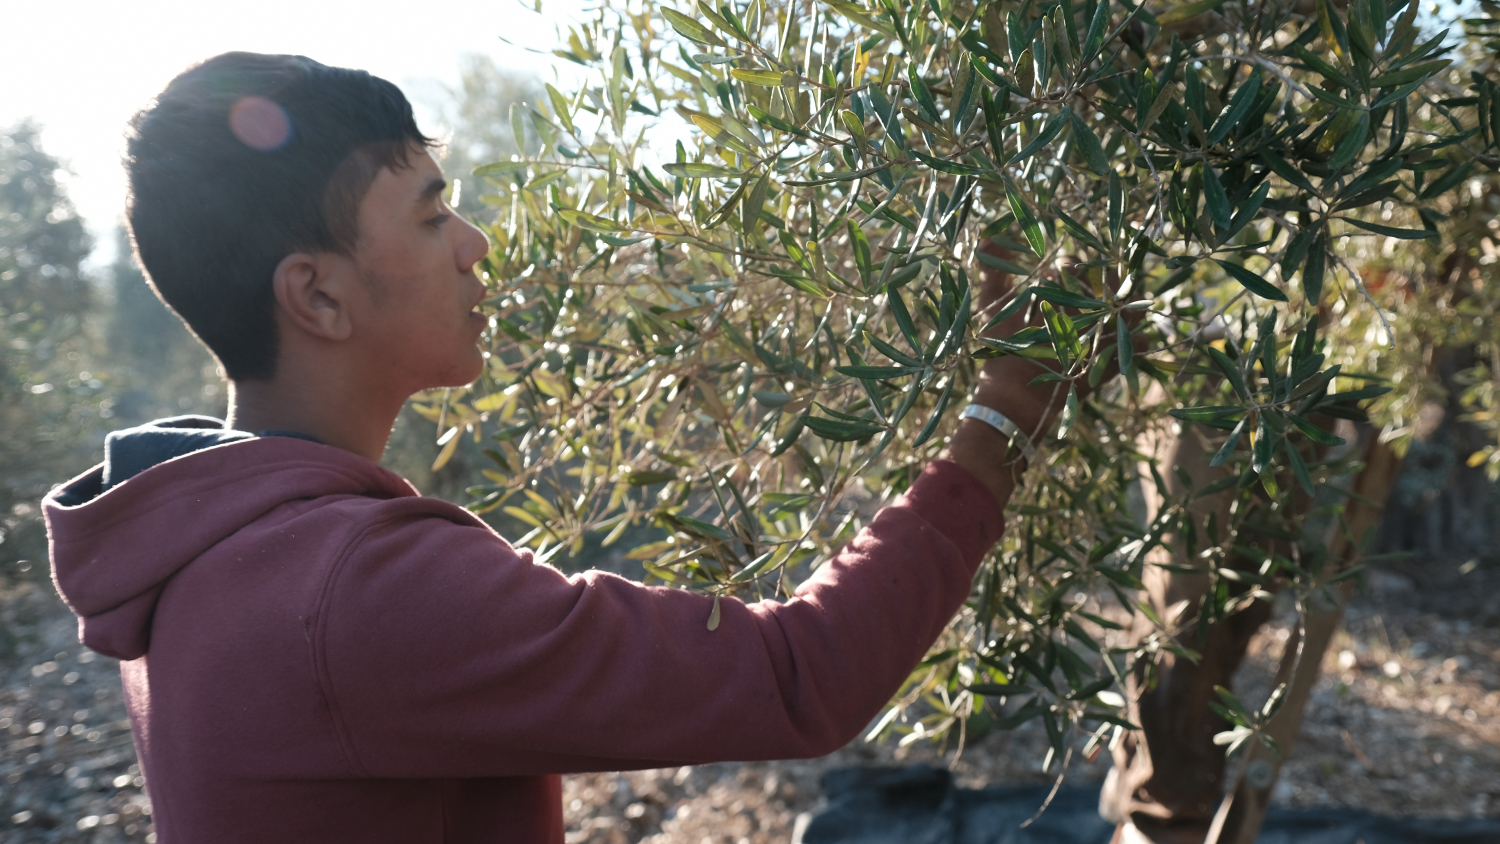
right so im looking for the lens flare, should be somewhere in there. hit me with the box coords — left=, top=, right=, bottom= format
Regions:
left=228, top=96, right=291, bottom=151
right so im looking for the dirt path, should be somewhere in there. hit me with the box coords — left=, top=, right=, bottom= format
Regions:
left=3, top=558, right=1496, bottom=843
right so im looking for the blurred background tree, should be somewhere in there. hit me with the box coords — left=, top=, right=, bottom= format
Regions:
left=0, top=123, right=101, bottom=595
left=102, top=225, right=222, bottom=426
left=435, top=54, right=545, bottom=217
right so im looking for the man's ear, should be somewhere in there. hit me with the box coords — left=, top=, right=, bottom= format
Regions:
left=272, top=252, right=354, bottom=341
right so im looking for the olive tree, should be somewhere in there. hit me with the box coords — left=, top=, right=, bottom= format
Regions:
left=432, top=0, right=1496, bottom=801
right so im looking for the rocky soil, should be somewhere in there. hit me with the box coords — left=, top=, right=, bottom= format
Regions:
left=3, top=556, right=1497, bottom=843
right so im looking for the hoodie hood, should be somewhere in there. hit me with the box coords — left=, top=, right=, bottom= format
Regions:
left=44, top=417, right=416, bottom=660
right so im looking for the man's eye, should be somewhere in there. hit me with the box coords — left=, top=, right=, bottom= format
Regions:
left=428, top=212, right=452, bottom=228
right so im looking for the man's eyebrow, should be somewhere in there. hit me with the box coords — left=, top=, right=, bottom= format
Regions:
left=416, top=176, right=448, bottom=207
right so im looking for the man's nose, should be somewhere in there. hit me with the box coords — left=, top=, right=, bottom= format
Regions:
left=455, top=216, right=490, bottom=273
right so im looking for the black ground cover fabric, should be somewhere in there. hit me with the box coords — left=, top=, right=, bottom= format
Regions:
left=799, top=766, right=1500, bottom=844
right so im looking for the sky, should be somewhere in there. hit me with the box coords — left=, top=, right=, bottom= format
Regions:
left=0, top=0, right=584, bottom=268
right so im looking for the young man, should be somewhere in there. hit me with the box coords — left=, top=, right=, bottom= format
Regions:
left=44, top=52, right=1064, bottom=843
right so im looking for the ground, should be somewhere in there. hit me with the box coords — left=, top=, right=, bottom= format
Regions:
left=2, top=557, right=1497, bottom=843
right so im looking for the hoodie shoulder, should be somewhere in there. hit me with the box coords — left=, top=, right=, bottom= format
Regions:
left=44, top=437, right=420, bottom=660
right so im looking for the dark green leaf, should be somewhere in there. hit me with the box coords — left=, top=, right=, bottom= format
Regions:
left=1225, top=182, right=1271, bottom=239
left=1370, top=59, right=1451, bottom=88
left=1215, top=259, right=1288, bottom=301
left=993, top=697, right=1047, bottom=729
left=1307, top=84, right=1363, bottom=111
left=1303, top=233, right=1327, bottom=303
left=907, top=61, right=942, bottom=123
left=1287, top=442, right=1315, bottom=494
left=1336, top=217, right=1438, bottom=239
left=1170, top=406, right=1245, bottom=421
left=1211, top=414, right=1249, bottom=467
left=1294, top=46, right=1358, bottom=91
left=1053, top=206, right=1108, bottom=252
left=1209, top=69, right=1263, bottom=146
left=1005, top=179, right=1047, bottom=257
left=1252, top=412, right=1274, bottom=473
left=1202, top=165, right=1232, bottom=230
left=1286, top=412, right=1346, bottom=445
left=1280, top=226, right=1317, bottom=279
left=1117, top=312, right=1134, bottom=376
left=888, top=288, right=922, bottom=350
left=866, top=332, right=925, bottom=366
left=1041, top=301, right=1083, bottom=367
left=745, top=103, right=809, bottom=137
left=1083, top=0, right=1111, bottom=57
left=1258, top=149, right=1318, bottom=194
left=911, top=150, right=990, bottom=176
left=913, top=377, right=956, bottom=446
left=982, top=87, right=1009, bottom=163
left=834, top=364, right=918, bottom=379
left=1418, top=160, right=1474, bottom=199
left=1070, top=112, right=1110, bottom=176
left=1108, top=172, right=1123, bottom=242
left=848, top=222, right=874, bottom=288
left=753, top=390, right=792, bottom=406
left=1011, top=113, right=1068, bottom=165
left=804, top=415, right=884, bottom=441
left=672, top=514, right=734, bottom=540
left=1057, top=383, right=1080, bottom=439
left=1206, top=345, right=1251, bottom=400
left=1033, top=286, right=1107, bottom=309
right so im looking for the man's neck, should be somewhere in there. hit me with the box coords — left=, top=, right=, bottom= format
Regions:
left=226, top=374, right=406, bottom=464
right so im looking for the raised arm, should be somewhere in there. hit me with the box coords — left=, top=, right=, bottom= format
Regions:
left=317, top=245, right=1097, bottom=778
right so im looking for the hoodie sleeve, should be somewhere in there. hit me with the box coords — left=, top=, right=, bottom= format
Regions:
left=316, top=459, right=1004, bottom=779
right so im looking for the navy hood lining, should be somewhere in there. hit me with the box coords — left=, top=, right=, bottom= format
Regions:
left=55, top=416, right=326, bottom=506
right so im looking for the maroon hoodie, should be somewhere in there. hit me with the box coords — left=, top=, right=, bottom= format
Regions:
left=44, top=419, right=1004, bottom=843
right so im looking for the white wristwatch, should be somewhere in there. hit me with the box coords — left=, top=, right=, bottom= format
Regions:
left=959, top=404, right=1042, bottom=466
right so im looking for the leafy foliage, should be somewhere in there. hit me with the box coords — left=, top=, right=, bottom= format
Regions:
left=447, top=0, right=1497, bottom=761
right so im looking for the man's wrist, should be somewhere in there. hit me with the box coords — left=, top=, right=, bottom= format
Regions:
left=972, top=355, right=1065, bottom=442
left=940, top=418, right=1023, bottom=508
left=960, top=404, right=1041, bottom=466
left=969, top=386, right=1053, bottom=444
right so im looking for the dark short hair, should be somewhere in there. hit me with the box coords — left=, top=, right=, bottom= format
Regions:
left=125, top=52, right=434, bottom=381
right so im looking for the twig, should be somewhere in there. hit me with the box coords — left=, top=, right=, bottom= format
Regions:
left=1019, top=745, right=1074, bottom=828
left=1332, top=251, right=1397, bottom=349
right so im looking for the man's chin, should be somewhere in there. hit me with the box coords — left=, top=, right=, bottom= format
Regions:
left=411, top=369, right=481, bottom=397
left=441, top=351, right=486, bottom=389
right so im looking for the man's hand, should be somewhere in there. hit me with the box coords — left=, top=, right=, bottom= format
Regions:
left=969, top=246, right=1070, bottom=441
left=939, top=240, right=1140, bottom=506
